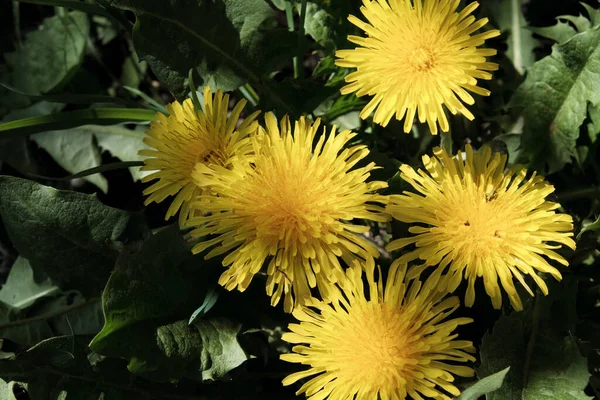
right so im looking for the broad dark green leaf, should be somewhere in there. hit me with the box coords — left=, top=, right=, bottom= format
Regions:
left=110, top=0, right=298, bottom=109
left=511, top=22, right=600, bottom=172
left=90, top=225, right=247, bottom=382
left=0, top=176, right=149, bottom=296
left=478, top=279, right=592, bottom=400
left=1, top=11, right=89, bottom=108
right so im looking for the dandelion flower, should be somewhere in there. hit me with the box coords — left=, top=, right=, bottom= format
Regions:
left=335, top=0, right=501, bottom=134
left=139, top=87, right=260, bottom=224
left=281, top=259, right=475, bottom=400
left=386, top=145, right=576, bottom=310
left=187, top=114, right=389, bottom=312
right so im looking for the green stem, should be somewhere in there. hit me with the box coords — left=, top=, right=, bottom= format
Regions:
left=24, top=161, right=144, bottom=182
left=295, top=0, right=308, bottom=79
left=557, top=186, right=600, bottom=202
left=12, top=1, right=22, bottom=48
left=188, top=69, right=202, bottom=111
left=238, top=83, right=260, bottom=107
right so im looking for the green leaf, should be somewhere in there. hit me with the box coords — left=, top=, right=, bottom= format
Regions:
left=1, top=11, right=89, bottom=107
left=32, top=129, right=108, bottom=193
left=456, top=367, right=510, bottom=400
left=0, top=257, right=58, bottom=309
left=30, top=124, right=151, bottom=190
left=511, top=23, right=600, bottom=172
left=194, top=318, right=248, bottom=381
left=303, top=2, right=336, bottom=52
left=0, top=176, right=149, bottom=296
left=0, top=292, right=103, bottom=347
left=0, top=336, right=163, bottom=400
left=90, top=225, right=247, bottom=381
left=577, top=215, right=600, bottom=240
left=0, top=379, right=17, bottom=400
left=0, top=108, right=158, bottom=137
left=531, top=4, right=600, bottom=44
left=486, top=0, right=539, bottom=74
left=110, top=0, right=297, bottom=113
left=90, top=225, right=217, bottom=351
left=478, top=279, right=592, bottom=400
left=94, top=125, right=152, bottom=181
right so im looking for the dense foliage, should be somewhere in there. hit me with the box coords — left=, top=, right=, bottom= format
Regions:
left=0, top=0, right=599, bottom=399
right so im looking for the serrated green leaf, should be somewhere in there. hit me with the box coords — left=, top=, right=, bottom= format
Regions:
left=530, top=2, right=600, bottom=44
left=32, top=129, right=108, bottom=193
left=0, top=176, right=149, bottom=296
left=456, top=367, right=510, bottom=400
left=486, top=0, right=539, bottom=74
left=0, top=257, right=58, bottom=309
left=111, top=0, right=298, bottom=112
left=478, top=279, right=592, bottom=400
left=511, top=22, right=600, bottom=172
left=1, top=11, right=89, bottom=108
left=530, top=22, right=578, bottom=44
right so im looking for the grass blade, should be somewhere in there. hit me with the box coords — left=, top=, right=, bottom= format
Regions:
left=0, top=108, right=157, bottom=137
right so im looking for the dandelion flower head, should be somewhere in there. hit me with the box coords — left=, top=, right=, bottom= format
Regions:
left=335, top=0, right=501, bottom=134
left=139, top=87, right=260, bottom=224
left=281, top=259, right=475, bottom=400
left=187, top=113, right=389, bottom=312
left=386, top=145, right=576, bottom=310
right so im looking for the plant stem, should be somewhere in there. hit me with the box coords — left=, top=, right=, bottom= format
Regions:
left=557, top=186, right=600, bottom=202
left=238, top=83, right=260, bottom=107
left=295, top=0, right=308, bottom=79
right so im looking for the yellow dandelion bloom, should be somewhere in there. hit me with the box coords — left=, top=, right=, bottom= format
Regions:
left=281, top=259, right=475, bottom=400
left=335, top=0, right=501, bottom=134
left=386, top=145, right=576, bottom=310
left=187, top=113, right=389, bottom=312
left=139, top=87, right=260, bottom=225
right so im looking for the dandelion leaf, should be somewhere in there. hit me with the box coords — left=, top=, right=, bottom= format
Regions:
left=109, top=0, right=298, bottom=98
left=90, top=226, right=246, bottom=382
left=511, top=7, right=600, bottom=172
left=0, top=11, right=89, bottom=109
left=478, top=279, right=592, bottom=400
left=456, top=367, right=510, bottom=400
left=486, top=0, right=539, bottom=73
left=0, top=177, right=149, bottom=296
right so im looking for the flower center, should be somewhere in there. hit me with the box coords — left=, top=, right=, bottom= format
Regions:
left=408, top=47, right=436, bottom=72
left=330, top=303, right=416, bottom=387
left=435, top=186, right=522, bottom=256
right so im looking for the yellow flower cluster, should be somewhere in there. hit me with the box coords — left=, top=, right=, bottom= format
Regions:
left=138, top=1, right=575, bottom=399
